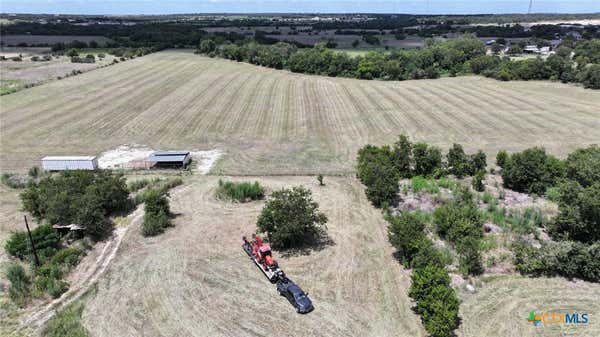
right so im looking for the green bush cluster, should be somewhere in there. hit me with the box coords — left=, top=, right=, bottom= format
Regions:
left=215, top=179, right=265, bottom=202
left=7, top=263, right=31, bottom=307
left=357, top=135, right=486, bottom=208
left=20, top=170, right=130, bottom=240
left=433, top=190, right=484, bottom=276
left=5, top=224, right=60, bottom=261
left=141, top=189, right=171, bottom=237
left=499, top=147, right=564, bottom=195
left=257, top=186, right=327, bottom=249
left=447, top=144, right=486, bottom=178
left=550, top=181, right=600, bottom=243
left=514, top=240, right=600, bottom=282
left=387, top=212, right=460, bottom=337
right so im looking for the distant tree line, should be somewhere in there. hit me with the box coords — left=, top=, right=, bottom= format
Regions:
left=199, top=36, right=487, bottom=80
left=198, top=34, right=600, bottom=88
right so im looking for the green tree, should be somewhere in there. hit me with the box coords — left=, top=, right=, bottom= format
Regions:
left=496, top=150, right=509, bottom=168
left=447, top=143, right=470, bottom=177
left=387, top=212, right=427, bottom=265
left=256, top=186, right=327, bottom=248
left=565, top=145, right=600, bottom=187
left=392, top=134, right=413, bottom=178
left=413, top=143, right=442, bottom=176
left=501, top=147, right=565, bottom=195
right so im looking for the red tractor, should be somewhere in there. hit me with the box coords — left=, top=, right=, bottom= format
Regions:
left=243, top=235, right=283, bottom=283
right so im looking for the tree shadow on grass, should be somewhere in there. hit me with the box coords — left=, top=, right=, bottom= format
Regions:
left=277, top=234, right=336, bottom=258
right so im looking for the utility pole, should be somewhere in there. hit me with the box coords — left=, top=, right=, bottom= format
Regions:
left=528, top=0, right=534, bottom=14
left=24, top=215, right=40, bottom=266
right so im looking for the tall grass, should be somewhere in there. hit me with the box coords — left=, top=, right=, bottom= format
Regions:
left=410, top=176, right=439, bottom=194
left=215, top=179, right=265, bottom=202
left=134, top=177, right=183, bottom=205
left=43, top=301, right=89, bottom=337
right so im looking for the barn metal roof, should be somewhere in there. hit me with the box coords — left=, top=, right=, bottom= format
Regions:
left=148, top=151, right=190, bottom=162
left=42, top=156, right=96, bottom=161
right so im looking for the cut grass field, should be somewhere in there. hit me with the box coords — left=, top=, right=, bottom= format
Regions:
left=1, top=48, right=600, bottom=337
left=82, top=176, right=425, bottom=337
left=1, top=49, right=599, bottom=175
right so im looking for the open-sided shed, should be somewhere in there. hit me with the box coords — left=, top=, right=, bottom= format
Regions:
left=147, top=151, right=191, bottom=168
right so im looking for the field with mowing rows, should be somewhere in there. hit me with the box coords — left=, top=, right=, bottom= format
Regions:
left=1, top=49, right=600, bottom=175
left=82, top=176, right=425, bottom=337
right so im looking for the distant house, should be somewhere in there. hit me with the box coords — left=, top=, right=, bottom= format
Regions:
left=485, top=39, right=496, bottom=46
left=523, top=45, right=540, bottom=54
left=42, top=156, right=98, bottom=171
left=147, top=151, right=191, bottom=168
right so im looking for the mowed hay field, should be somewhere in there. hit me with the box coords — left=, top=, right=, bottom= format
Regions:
left=459, top=276, right=600, bottom=337
left=1, top=49, right=600, bottom=174
left=82, top=176, right=425, bottom=337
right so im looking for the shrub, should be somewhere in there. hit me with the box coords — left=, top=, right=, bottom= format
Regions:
left=28, top=166, right=41, bottom=178
left=256, top=186, right=327, bottom=248
left=7, top=263, right=30, bottom=306
left=457, top=237, right=484, bottom=276
left=514, top=240, right=600, bottom=282
left=409, top=264, right=450, bottom=302
left=141, top=189, right=171, bottom=237
left=127, top=178, right=150, bottom=192
left=215, top=180, right=265, bottom=202
left=1, top=173, right=27, bottom=188
left=317, top=174, right=324, bottom=186
left=495, top=150, right=509, bottom=168
left=418, top=285, right=460, bottom=337
left=551, top=181, right=600, bottom=243
left=5, top=224, right=60, bottom=261
left=413, top=143, right=442, bottom=176
left=392, top=134, right=413, bottom=178
left=565, top=145, right=600, bottom=187
left=472, top=170, right=485, bottom=192
left=501, top=147, right=565, bottom=195
left=387, top=212, right=427, bottom=265
left=357, top=145, right=399, bottom=207
left=577, top=64, right=600, bottom=89
left=447, top=143, right=470, bottom=177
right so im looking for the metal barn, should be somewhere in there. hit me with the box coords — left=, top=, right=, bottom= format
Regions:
left=42, top=156, right=98, bottom=171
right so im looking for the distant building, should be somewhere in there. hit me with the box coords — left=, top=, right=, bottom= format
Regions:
left=523, top=45, right=540, bottom=54
left=147, top=151, right=191, bottom=168
left=42, top=156, right=98, bottom=171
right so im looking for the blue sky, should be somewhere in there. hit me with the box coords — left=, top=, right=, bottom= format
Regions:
left=2, top=0, right=600, bottom=15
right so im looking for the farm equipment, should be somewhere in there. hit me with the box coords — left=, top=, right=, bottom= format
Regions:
left=242, top=235, right=284, bottom=283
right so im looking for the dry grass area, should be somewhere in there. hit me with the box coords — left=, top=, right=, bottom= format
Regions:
left=459, top=275, right=600, bottom=337
left=1, top=49, right=599, bottom=174
left=82, top=176, right=425, bottom=337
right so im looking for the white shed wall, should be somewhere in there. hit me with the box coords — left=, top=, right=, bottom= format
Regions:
left=42, top=158, right=98, bottom=171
